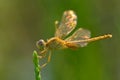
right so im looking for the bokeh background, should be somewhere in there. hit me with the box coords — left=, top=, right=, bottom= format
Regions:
left=0, top=0, right=119, bottom=80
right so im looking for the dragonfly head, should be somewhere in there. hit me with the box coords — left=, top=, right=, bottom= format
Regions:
left=36, top=39, right=46, bottom=51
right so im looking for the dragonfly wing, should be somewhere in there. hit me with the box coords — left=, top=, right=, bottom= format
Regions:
left=65, top=28, right=91, bottom=47
left=55, top=10, right=77, bottom=39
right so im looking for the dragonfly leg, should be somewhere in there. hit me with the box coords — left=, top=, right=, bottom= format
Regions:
left=41, top=51, right=52, bottom=68
left=38, top=49, right=47, bottom=59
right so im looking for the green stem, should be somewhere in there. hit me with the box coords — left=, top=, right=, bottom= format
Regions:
left=33, top=50, right=41, bottom=80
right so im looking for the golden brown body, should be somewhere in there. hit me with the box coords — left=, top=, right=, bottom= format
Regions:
left=46, top=34, right=112, bottom=50
left=36, top=10, right=112, bottom=68
left=46, top=37, right=66, bottom=50
left=46, top=37, right=79, bottom=50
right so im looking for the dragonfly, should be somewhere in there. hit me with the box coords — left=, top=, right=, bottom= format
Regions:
left=36, top=10, right=112, bottom=68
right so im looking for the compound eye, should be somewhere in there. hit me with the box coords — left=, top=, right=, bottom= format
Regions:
left=36, top=39, right=45, bottom=50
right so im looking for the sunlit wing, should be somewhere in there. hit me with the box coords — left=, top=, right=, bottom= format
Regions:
left=55, top=10, right=77, bottom=39
left=65, top=28, right=91, bottom=47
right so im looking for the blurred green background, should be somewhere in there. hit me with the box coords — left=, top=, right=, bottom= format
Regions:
left=0, top=0, right=119, bottom=80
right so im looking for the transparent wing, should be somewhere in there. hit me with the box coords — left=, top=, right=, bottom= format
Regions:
left=55, top=10, right=77, bottom=39
left=65, top=28, right=91, bottom=47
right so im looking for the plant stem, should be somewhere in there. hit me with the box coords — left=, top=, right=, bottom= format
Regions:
left=33, top=50, right=41, bottom=80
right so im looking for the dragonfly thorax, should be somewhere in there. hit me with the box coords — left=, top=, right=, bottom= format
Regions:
left=46, top=37, right=67, bottom=50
